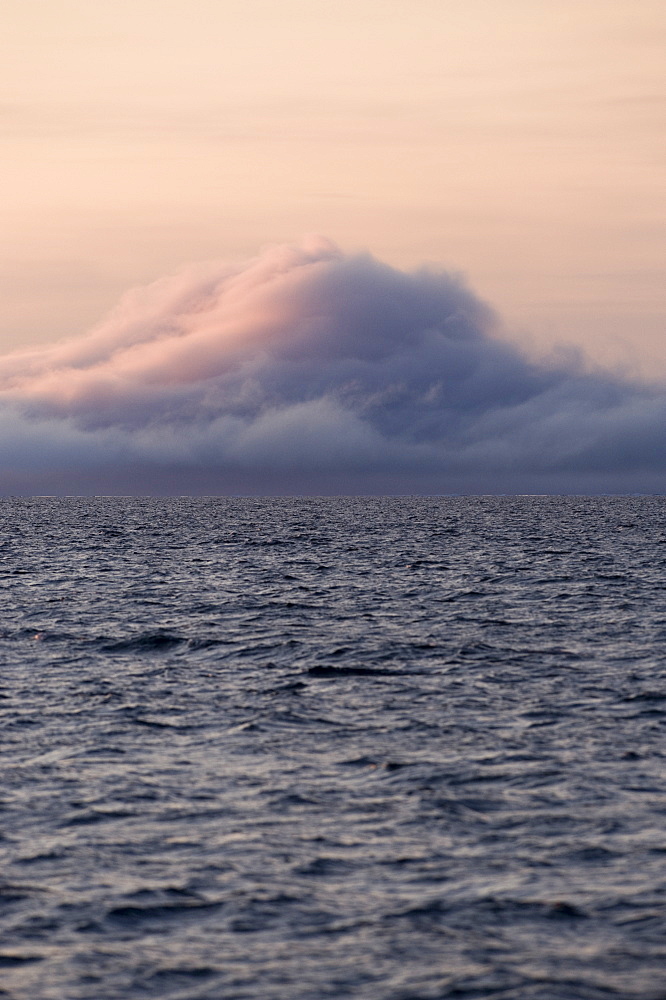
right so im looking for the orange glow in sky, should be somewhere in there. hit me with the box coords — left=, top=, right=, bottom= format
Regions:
left=2, top=0, right=664, bottom=373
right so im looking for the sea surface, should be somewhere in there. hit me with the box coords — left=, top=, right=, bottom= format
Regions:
left=1, top=496, right=665, bottom=1000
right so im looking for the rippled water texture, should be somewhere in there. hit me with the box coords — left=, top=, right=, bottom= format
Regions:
left=1, top=496, right=665, bottom=999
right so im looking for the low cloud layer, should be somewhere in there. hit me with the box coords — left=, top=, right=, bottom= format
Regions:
left=1, top=237, right=665, bottom=494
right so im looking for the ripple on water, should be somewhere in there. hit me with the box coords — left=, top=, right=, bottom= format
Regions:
left=0, top=496, right=664, bottom=999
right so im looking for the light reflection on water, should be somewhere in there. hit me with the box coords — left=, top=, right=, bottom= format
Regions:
left=0, top=496, right=664, bottom=999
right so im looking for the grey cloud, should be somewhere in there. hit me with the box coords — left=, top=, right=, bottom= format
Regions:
left=0, top=238, right=665, bottom=495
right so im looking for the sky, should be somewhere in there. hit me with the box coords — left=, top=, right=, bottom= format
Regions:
left=1, top=0, right=665, bottom=493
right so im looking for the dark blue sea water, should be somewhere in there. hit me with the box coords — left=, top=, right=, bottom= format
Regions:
left=1, top=497, right=665, bottom=999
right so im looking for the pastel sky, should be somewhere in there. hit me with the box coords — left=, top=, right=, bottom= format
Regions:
left=3, top=0, right=664, bottom=371
left=1, top=1, right=665, bottom=494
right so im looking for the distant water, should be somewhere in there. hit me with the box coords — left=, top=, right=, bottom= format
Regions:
left=1, top=496, right=665, bottom=1000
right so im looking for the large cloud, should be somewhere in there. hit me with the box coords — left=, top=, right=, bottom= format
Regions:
left=1, top=236, right=665, bottom=494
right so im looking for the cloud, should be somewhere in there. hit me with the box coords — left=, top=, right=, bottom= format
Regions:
left=1, top=236, right=665, bottom=494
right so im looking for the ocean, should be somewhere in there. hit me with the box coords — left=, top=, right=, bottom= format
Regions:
left=1, top=496, right=665, bottom=999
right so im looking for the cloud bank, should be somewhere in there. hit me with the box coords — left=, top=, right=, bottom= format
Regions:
left=1, top=236, right=665, bottom=494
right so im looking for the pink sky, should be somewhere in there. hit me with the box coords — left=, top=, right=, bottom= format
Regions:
left=2, top=0, right=664, bottom=375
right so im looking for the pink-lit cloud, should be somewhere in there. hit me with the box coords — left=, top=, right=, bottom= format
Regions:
left=1, top=238, right=665, bottom=495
